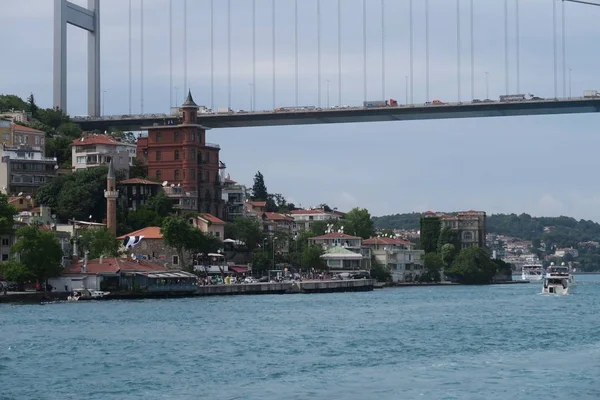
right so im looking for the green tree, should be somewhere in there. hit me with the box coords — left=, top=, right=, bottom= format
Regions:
left=77, top=228, right=119, bottom=259
left=251, top=171, right=269, bottom=201
left=420, top=216, right=441, bottom=253
left=228, top=217, right=264, bottom=250
left=0, top=260, right=33, bottom=283
left=11, top=225, right=64, bottom=285
left=301, top=244, right=326, bottom=270
left=27, top=93, right=39, bottom=118
left=423, top=253, right=443, bottom=282
left=36, top=107, right=70, bottom=129
left=0, top=193, right=18, bottom=235
left=161, top=217, right=193, bottom=270
left=126, top=208, right=163, bottom=232
left=370, top=256, right=391, bottom=282
left=129, top=158, right=147, bottom=179
left=437, top=226, right=460, bottom=253
left=146, top=191, right=174, bottom=216
left=251, top=248, right=271, bottom=276
left=56, top=122, right=82, bottom=139
left=0, top=94, right=28, bottom=112
left=45, top=135, right=72, bottom=167
left=446, top=246, right=496, bottom=284
left=441, top=243, right=457, bottom=266
left=344, top=207, right=375, bottom=239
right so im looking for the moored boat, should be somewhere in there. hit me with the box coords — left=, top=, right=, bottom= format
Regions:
left=521, top=263, right=544, bottom=281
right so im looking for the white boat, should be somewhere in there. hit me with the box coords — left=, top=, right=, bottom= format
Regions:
left=67, top=289, right=110, bottom=301
left=542, top=262, right=575, bottom=295
left=521, top=263, right=544, bottom=281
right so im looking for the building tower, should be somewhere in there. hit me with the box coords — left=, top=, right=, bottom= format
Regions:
left=104, top=159, right=118, bottom=235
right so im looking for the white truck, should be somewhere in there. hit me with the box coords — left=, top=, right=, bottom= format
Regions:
left=217, top=107, right=233, bottom=114
left=583, top=90, right=600, bottom=98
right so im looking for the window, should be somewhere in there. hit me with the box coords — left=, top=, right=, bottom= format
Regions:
left=191, top=133, right=195, bottom=141
left=156, top=132, right=161, bottom=142
left=206, top=152, right=210, bottom=162
left=183, top=169, right=186, bottom=179
left=190, top=168, right=196, bottom=179
left=174, top=169, right=180, bottom=180
left=174, top=150, right=180, bottom=160
left=156, top=170, right=162, bottom=180
left=174, top=132, right=179, bottom=142
left=463, top=231, right=474, bottom=241
left=190, top=149, right=196, bottom=160
left=1, top=238, right=9, bottom=246
left=1, top=254, right=8, bottom=261
left=215, top=231, right=220, bottom=238
left=156, top=150, right=161, bottom=161
left=172, top=255, right=179, bottom=265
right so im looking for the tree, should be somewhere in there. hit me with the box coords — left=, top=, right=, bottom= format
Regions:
left=228, top=217, right=264, bottom=250
left=0, top=193, right=18, bottom=235
left=0, top=94, right=28, bottom=112
left=56, top=122, right=82, bottom=139
left=441, top=243, right=457, bottom=266
left=437, top=226, right=460, bottom=253
left=423, top=253, right=443, bottom=282
left=27, top=93, right=39, bottom=117
left=344, top=207, right=375, bottom=239
left=161, top=217, right=194, bottom=271
left=420, top=216, right=441, bottom=253
left=77, top=228, right=119, bottom=259
left=370, top=256, right=391, bottom=282
left=251, top=171, right=269, bottom=201
left=129, top=158, right=147, bottom=179
left=45, top=135, right=73, bottom=167
left=446, top=246, right=496, bottom=284
left=301, top=244, right=326, bottom=270
left=251, top=248, right=271, bottom=277
left=11, top=225, right=64, bottom=285
left=146, top=192, right=174, bottom=216
left=0, top=260, right=33, bottom=283
left=125, top=208, right=163, bottom=232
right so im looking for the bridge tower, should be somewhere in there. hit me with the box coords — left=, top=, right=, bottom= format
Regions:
left=53, top=0, right=101, bottom=117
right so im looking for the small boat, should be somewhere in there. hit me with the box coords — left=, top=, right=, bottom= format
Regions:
left=542, top=262, right=575, bottom=295
left=521, top=263, right=544, bottom=281
left=67, top=289, right=110, bottom=301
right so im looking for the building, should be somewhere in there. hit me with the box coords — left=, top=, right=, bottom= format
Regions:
left=0, top=111, right=32, bottom=124
left=162, top=184, right=198, bottom=211
left=363, top=237, right=425, bottom=282
left=118, top=178, right=162, bottom=211
left=8, top=124, right=46, bottom=153
left=244, top=200, right=266, bottom=217
left=7, top=195, right=36, bottom=211
left=0, top=145, right=58, bottom=195
left=441, top=210, right=487, bottom=249
left=309, top=231, right=371, bottom=271
left=261, top=212, right=294, bottom=234
left=221, top=174, right=247, bottom=221
left=192, top=213, right=226, bottom=240
left=117, top=226, right=184, bottom=269
left=290, top=208, right=343, bottom=232
left=136, top=91, right=224, bottom=218
left=0, top=119, right=10, bottom=144
left=71, top=133, right=136, bottom=174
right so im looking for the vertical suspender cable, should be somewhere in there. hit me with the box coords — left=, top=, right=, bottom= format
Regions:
left=141, top=0, right=144, bottom=114
left=516, top=0, right=520, bottom=94
left=129, top=0, right=132, bottom=114
left=470, top=0, right=475, bottom=100
left=457, top=0, right=461, bottom=102
left=363, top=0, right=367, bottom=102
left=425, top=0, right=429, bottom=103
left=228, top=0, right=231, bottom=109
left=317, top=0, right=321, bottom=107
left=272, top=0, right=276, bottom=109
left=409, top=0, right=413, bottom=104
left=381, top=0, right=385, bottom=100
left=337, top=0, right=342, bottom=106
left=210, top=0, right=214, bottom=109
left=183, top=0, right=187, bottom=93
left=169, top=0, right=173, bottom=107
left=252, top=0, right=256, bottom=111
left=295, top=0, right=299, bottom=107
left=504, top=0, right=508, bottom=96
left=553, top=0, right=558, bottom=98
left=561, top=0, right=566, bottom=98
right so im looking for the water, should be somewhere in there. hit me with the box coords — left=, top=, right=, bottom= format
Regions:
left=2, top=277, right=600, bottom=400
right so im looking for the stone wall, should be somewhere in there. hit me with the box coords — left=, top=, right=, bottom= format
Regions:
left=132, top=238, right=191, bottom=269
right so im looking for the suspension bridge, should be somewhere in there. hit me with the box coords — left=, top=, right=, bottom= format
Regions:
left=53, top=0, right=600, bottom=131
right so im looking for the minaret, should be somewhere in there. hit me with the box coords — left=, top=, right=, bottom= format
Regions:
left=104, top=159, right=118, bottom=236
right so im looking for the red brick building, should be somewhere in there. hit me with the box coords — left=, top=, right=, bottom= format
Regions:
left=137, top=91, right=223, bottom=217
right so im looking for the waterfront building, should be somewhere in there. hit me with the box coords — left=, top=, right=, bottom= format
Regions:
left=441, top=210, right=487, bottom=249
left=71, top=133, right=135, bottom=175
left=0, top=144, right=58, bottom=195
left=221, top=174, right=248, bottom=221
left=118, top=178, right=162, bottom=211
left=117, top=226, right=183, bottom=269
left=309, top=231, right=371, bottom=271
left=363, top=237, right=425, bottom=282
left=290, top=208, right=342, bottom=232
left=192, top=213, right=226, bottom=240
left=136, top=91, right=224, bottom=218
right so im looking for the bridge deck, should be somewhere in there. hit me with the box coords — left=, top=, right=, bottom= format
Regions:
left=73, top=98, right=600, bottom=131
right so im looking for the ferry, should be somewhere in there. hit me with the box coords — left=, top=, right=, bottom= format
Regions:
left=542, top=262, right=575, bottom=295
left=521, top=262, right=545, bottom=281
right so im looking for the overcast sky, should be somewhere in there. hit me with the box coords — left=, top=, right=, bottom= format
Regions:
left=4, top=0, right=600, bottom=220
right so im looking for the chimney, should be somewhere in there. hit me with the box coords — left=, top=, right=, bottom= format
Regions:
left=99, top=255, right=104, bottom=264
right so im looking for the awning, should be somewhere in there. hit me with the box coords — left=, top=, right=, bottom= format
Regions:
left=136, top=271, right=197, bottom=279
left=229, top=266, right=248, bottom=273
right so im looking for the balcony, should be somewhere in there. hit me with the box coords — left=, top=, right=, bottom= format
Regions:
left=163, top=186, right=198, bottom=198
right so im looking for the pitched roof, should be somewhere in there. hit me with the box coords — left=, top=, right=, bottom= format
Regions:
left=12, top=124, right=44, bottom=134
left=310, top=232, right=361, bottom=240
left=181, top=90, right=198, bottom=108
left=290, top=209, right=328, bottom=215
left=72, top=134, right=121, bottom=146
left=117, top=226, right=163, bottom=240
left=198, top=213, right=225, bottom=225
left=262, top=212, right=293, bottom=221
left=247, top=200, right=266, bottom=207
left=363, top=237, right=414, bottom=246
left=321, top=246, right=364, bottom=259
left=63, top=257, right=168, bottom=275
left=119, top=178, right=162, bottom=185
left=107, top=158, right=115, bottom=179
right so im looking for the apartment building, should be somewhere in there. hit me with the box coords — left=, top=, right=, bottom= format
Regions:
left=72, top=134, right=135, bottom=174
left=0, top=145, right=58, bottom=195
left=363, top=237, right=425, bottom=282
left=290, top=208, right=343, bottom=232
left=221, top=174, right=247, bottom=221
left=441, top=210, right=487, bottom=249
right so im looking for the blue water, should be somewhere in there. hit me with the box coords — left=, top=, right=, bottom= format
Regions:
left=2, top=277, right=600, bottom=400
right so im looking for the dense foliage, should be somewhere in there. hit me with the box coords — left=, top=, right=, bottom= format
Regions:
left=77, top=228, right=120, bottom=259
left=11, top=225, right=64, bottom=284
left=420, top=216, right=441, bottom=254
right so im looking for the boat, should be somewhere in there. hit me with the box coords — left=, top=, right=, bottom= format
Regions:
left=67, top=289, right=110, bottom=301
left=542, top=262, right=575, bottom=295
left=521, top=262, right=544, bottom=281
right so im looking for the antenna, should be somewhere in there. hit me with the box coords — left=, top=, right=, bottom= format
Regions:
left=26, top=195, right=31, bottom=200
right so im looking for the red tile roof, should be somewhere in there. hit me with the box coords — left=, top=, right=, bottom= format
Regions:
left=72, top=134, right=122, bottom=146
left=120, top=178, right=161, bottom=185
left=63, top=257, right=168, bottom=275
left=363, top=237, right=414, bottom=246
left=224, top=177, right=237, bottom=184
left=263, top=212, right=293, bottom=221
left=117, top=226, right=163, bottom=240
left=198, top=213, right=225, bottom=224
left=247, top=201, right=266, bottom=207
left=310, top=232, right=361, bottom=240
left=290, top=209, right=328, bottom=215
left=12, top=124, right=44, bottom=134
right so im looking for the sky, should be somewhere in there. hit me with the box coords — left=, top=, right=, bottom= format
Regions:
left=4, top=0, right=600, bottom=220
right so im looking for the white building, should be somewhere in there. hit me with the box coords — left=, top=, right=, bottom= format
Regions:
left=71, top=134, right=136, bottom=175
left=309, top=231, right=371, bottom=271
left=0, top=145, right=58, bottom=195
left=221, top=173, right=248, bottom=221
left=290, top=208, right=343, bottom=232
left=362, top=237, right=424, bottom=282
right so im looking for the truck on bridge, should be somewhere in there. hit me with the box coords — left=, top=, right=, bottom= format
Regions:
left=363, top=99, right=398, bottom=108
left=584, top=90, right=600, bottom=98
left=499, top=94, right=526, bottom=102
